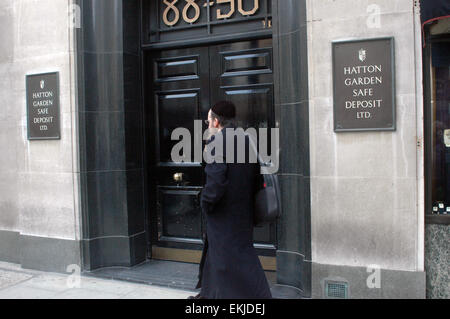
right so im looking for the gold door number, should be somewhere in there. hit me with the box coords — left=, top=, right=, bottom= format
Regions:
left=163, top=0, right=260, bottom=26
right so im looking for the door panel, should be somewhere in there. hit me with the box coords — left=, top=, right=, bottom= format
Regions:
left=156, top=90, right=200, bottom=162
left=157, top=187, right=203, bottom=244
left=209, top=40, right=273, bottom=100
left=155, top=57, right=200, bottom=81
left=148, top=39, right=277, bottom=262
left=222, top=86, right=273, bottom=129
left=222, top=49, right=273, bottom=77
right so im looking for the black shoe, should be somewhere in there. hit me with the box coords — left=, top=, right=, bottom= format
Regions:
left=187, top=293, right=204, bottom=299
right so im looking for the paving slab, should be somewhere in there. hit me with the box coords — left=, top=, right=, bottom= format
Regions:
left=0, top=285, right=60, bottom=299
left=50, top=288, right=123, bottom=299
left=120, top=286, right=193, bottom=299
left=0, top=262, right=193, bottom=299
left=19, top=273, right=76, bottom=292
left=0, top=269, right=34, bottom=290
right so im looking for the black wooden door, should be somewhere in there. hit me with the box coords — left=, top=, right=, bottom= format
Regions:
left=147, top=39, right=276, bottom=265
left=209, top=39, right=276, bottom=257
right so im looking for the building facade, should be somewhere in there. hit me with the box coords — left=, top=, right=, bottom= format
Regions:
left=0, top=0, right=448, bottom=299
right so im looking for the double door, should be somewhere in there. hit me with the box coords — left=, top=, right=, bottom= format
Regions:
left=146, top=39, right=276, bottom=269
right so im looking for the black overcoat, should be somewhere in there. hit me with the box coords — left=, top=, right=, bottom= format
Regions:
left=195, top=125, right=272, bottom=299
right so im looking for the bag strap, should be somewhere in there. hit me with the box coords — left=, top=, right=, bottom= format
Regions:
left=245, top=132, right=276, bottom=175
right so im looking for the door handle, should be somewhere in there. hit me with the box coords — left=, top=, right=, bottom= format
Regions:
left=173, top=173, right=184, bottom=182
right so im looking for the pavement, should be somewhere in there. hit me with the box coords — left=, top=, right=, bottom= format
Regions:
left=0, top=261, right=193, bottom=299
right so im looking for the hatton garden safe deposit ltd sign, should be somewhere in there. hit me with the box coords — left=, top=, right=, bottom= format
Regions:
left=26, top=72, right=60, bottom=140
left=332, top=37, right=396, bottom=132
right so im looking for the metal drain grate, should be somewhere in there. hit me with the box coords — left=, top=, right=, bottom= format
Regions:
left=325, top=281, right=348, bottom=299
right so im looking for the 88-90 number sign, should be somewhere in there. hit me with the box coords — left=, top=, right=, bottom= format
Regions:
left=163, top=0, right=260, bottom=26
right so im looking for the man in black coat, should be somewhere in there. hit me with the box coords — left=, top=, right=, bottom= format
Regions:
left=190, top=101, right=272, bottom=299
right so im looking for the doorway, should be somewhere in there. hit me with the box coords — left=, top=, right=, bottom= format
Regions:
left=144, top=38, right=277, bottom=270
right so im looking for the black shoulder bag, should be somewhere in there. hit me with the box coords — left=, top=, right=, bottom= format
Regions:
left=248, top=135, right=282, bottom=227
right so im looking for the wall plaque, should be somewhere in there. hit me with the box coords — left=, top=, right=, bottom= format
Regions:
left=333, top=37, right=396, bottom=132
left=26, top=72, right=60, bottom=140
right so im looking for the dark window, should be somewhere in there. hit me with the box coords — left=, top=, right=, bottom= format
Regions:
left=424, top=23, right=450, bottom=224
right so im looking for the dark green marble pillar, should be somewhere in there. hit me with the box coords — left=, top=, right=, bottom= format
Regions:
left=272, top=0, right=312, bottom=298
left=76, top=0, right=146, bottom=270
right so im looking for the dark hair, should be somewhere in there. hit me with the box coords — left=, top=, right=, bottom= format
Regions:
left=211, top=110, right=234, bottom=127
left=211, top=100, right=236, bottom=127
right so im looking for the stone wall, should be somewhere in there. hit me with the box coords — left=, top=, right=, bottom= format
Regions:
left=425, top=224, right=449, bottom=299
left=306, top=0, right=426, bottom=298
left=0, top=0, right=80, bottom=272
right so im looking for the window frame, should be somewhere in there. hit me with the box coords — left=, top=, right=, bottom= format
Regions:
left=423, top=27, right=450, bottom=225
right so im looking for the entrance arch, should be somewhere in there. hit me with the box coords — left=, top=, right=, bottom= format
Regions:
left=76, top=0, right=311, bottom=298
